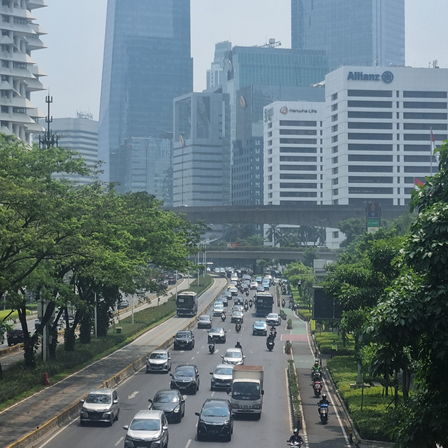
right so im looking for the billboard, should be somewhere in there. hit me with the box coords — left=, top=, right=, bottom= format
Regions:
left=312, top=286, right=342, bottom=320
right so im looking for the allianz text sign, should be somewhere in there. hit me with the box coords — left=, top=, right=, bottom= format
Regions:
left=347, top=71, right=394, bottom=84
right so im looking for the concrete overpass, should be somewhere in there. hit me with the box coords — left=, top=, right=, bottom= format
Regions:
left=168, top=204, right=409, bottom=226
left=195, top=248, right=341, bottom=262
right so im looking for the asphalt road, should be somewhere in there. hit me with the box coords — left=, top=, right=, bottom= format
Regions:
left=35, top=287, right=293, bottom=448
left=0, top=277, right=226, bottom=448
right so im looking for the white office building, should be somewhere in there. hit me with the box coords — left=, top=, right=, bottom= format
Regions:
left=0, top=0, right=47, bottom=143
left=51, top=116, right=98, bottom=185
left=324, top=66, right=447, bottom=206
left=263, top=101, right=326, bottom=206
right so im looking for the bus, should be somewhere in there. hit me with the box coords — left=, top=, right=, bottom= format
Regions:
left=176, top=291, right=198, bottom=317
left=255, top=292, right=274, bottom=317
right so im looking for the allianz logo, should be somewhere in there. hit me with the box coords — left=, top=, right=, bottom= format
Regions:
left=347, top=71, right=394, bottom=83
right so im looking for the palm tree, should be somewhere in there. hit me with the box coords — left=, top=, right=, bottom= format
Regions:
left=266, top=224, right=280, bottom=247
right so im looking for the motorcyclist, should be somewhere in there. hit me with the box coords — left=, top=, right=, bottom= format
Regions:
left=287, top=428, right=304, bottom=445
left=282, top=298, right=286, bottom=307
left=221, top=311, right=226, bottom=322
left=208, top=338, right=215, bottom=354
left=317, top=394, right=330, bottom=414
left=312, top=359, right=322, bottom=372
left=235, top=341, right=242, bottom=351
left=270, top=326, right=277, bottom=338
left=235, top=319, right=242, bottom=332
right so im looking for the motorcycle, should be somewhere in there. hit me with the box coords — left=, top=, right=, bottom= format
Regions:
left=249, top=299, right=253, bottom=308
left=312, top=370, right=323, bottom=383
left=319, top=403, right=329, bottom=424
left=282, top=299, right=286, bottom=307
left=287, top=442, right=303, bottom=447
left=221, top=312, right=226, bottom=322
left=244, top=303, right=249, bottom=311
left=245, top=290, right=249, bottom=296
left=313, top=381, right=322, bottom=397
left=270, top=328, right=277, bottom=339
left=235, top=322, right=242, bottom=333
left=266, top=338, right=275, bottom=351
left=209, top=342, right=215, bottom=354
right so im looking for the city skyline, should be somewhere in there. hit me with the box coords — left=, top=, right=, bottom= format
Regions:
left=34, top=0, right=448, bottom=120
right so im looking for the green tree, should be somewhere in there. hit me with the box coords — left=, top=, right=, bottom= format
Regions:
left=283, top=261, right=316, bottom=308
left=364, top=141, right=448, bottom=447
left=266, top=224, right=280, bottom=246
left=338, top=217, right=365, bottom=247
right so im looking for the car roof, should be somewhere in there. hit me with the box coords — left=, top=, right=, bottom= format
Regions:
left=175, top=363, right=197, bottom=369
left=133, top=410, right=164, bottom=419
left=209, top=327, right=224, bottom=332
left=214, top=363, right=234, bottom=370
left=268, top=313, right=278, bottom=317
left=151, top=349, right=168, bottom=354
left=199, top=315, right=211, bottom=319
left=225, top=348, right=242, bottom=353
left=88, top=389, right=114, bottom=395
left=202, top=398, right=230, bottom=408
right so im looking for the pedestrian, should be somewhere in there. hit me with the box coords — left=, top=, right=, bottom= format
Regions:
left=331, top=340, right=337, bottom=359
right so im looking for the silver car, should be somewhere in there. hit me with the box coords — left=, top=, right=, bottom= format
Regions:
left=221, top=348, right=245, bottom=365
left=146, top=350, right=172, bottom=373
left=210, top=363, right=235, bottom=390
left=80, top=389, right=120, bottom=426
left=123, top=410, right=169, bottom=448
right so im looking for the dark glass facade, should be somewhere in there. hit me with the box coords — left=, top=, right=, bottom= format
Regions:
left=292, top=0, right=405, bottom=72
left=98, top=0, right=193, bottom=194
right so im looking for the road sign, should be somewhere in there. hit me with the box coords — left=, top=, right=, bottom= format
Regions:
left=312, top=287, right=342, bottom=320
left=366, top=203, right=381, bottom=232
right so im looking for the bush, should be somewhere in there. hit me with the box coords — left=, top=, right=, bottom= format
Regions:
left=280, top=309, right=287, bottom=320
left=314, top=332, right=355, bottom=356
left=287, top=319, right=293, bottom=329
left=287, top=360, right=301, bottom=417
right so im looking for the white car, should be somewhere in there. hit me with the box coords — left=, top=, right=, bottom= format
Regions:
left=266, top=313, right=281, bottom=326
left=146, top=350, right=172, bottom=373
left=250, top=281, right=258, bottom=290
left=221, top=348, right=245, bottom=365
left=213, top=303, right=224, bottom=316
left=210, top=364, right=235, bottom=390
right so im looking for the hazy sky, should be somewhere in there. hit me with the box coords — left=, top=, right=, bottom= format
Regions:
left=33, top=0, right=448, bottom=120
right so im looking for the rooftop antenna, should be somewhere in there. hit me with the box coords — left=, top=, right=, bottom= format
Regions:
left=39, top=92, right=58, bottom=149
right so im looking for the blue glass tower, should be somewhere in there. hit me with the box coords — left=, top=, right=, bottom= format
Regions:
left=98, top=0, right=193, bottom=192
left=292, top=0, right=405, bottom=72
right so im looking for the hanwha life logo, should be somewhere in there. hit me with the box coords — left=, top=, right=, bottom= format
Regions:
left=382, top=71, right=394, bottom=83
left=280, top=106, right=289, bottom=115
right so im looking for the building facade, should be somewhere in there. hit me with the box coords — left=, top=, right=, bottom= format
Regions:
left=263, top=101, right=326, bottom=206
left=292, top=0, right=405, bottom=72
left=52, top=115, right=98, bottom=185
left=324, top=66, right=446, bottom=207
left=0, top=0, right=47, bottom=143
left=98, top=0, right=193, bottom=194
left=173, top=91, right=230, bottom=207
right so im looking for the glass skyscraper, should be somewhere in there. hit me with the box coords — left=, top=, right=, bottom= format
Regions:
left=292, top=0, right=405, bottom=72
left=98, top=0, right=193, bottom=194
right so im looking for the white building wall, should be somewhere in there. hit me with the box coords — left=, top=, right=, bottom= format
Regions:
left=324, top=66, right=448, bottom=207
left=0, top=0, right=47, bottom=143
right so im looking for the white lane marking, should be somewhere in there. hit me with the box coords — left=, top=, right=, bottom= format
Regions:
left=36, top=416, right=78, bottom=447
left=186, top=439, right=192, bottom=448
left=197, top=351, right=200, bottom=354
left=128, top=391, right=139, bottom=400
left=201, top=345, right=205, bottom=349
left=191, top=357, right=195, bottom=360
left=115, top=437, right=124, bottom=446
left=215, top=349, right=219, bottom=354
left=211, top=391, right=215, bottom=397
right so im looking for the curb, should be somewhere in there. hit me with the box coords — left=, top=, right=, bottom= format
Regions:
left=5, top=279, right=226, bottom=448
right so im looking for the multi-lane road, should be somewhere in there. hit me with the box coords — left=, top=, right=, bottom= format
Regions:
left=32, top=280, right=350, bottom=448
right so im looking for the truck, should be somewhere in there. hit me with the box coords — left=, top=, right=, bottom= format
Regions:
left=228, top=365, right=264, bottom=419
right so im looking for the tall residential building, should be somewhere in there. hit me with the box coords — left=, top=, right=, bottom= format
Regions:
left=292, top=0, right=405, bottom=72
left=52, top=115, right=98, bottom=185
left=0, top=0, right=47, bottom=143
left=173, top=91, right=230, bottom=206
left=98, top=0, right=193, bottom=195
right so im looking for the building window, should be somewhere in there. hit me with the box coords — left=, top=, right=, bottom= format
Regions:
left=332, top=167, right=338, bottom=175
left=348, top=90, right=392, bottom=97
left=268, top=131, right=272, bottom=137
left=348, top=122, right=393, bottom=130
left=349, top=187, right=393, bottom=195
left=332, top=125, right=338, bottom=133
left=331, top=93, right=338, bottom=101
left=348, top=165, right=393, bottom=172
left=331, top=135, right=338, bottom=143
left=348, top=100, right=392, bottom=108
left=348, top=154, right=393, bottom=162
left=331, top=114, right=338, bottom=122
left=332, top=178, right=339, bottom=185
left=268, top=184, right=272, bottom=190
left=332, top=146, right=338, bottom=153
left=268, top=158, right=272, bottom=164
left=268, top=148, right=272, bottom=155
left=332, top=156, right=338, bottom=164
left=332, top=231, right=339, bottom=239
left=280, top=129, right=317, bottom=136
left=331, top=104, right=338, bottom=112
left=332, top=189, right=338, bottom=196
left=280, top=120, right=317, bottom=127
left=403, top=112, right=447, bottom=120
left=348, top=111, right=393, bottom=119
left=403, top=101, right=447, bottom=109
left=280, top=147, right=317, bottom=154
left=348, top=133, right=393, bottom=140
left=403, top=91, right=447, bottom=98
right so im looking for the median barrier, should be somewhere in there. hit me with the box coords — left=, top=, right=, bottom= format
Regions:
left=6, top=278, right=227, bottom=448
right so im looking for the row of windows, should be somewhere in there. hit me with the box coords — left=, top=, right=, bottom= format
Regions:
left=346, top=165, right=438, bottom=174
left=348, top=90, right=392, bottom=98
left=349, top=187, right=394, bottom=194
left=279, top=120, right=317, bottom=127
left=347, top=101, right=447, bottom=109
left=280, top=165, right=317, bottom=171
left=348, top=133, right=392, bottom=140
left=279, top=147, right=317, bottom=154
left=280, top=156, right=317, bottom=163
left=348, top=144, right=392, bottom=151
left=279, top=183, right=317, bottom=189
left=348, top=122, right=393, bottom=130
left=280, top=174, right=317, bottom=180
left=280, top=192, right=317, bottom=198
left=280, top=138, right=317, bottom=144
left=279, top=129, right=317, bottom=136
left=341, top=90, right=447, bottom=99
left=349, top=176, right=393, bottom=183
left=346, top=133, right=447, bottom=141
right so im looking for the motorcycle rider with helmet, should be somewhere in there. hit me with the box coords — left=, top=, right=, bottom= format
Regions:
left=287, top=428, right=304, bottom=445
left=317, top=394, right=330, bottom=415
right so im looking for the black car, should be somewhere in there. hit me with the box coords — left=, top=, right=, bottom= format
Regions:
left=170, top=364, right=200, bottom=394
left=195, top=399, right=234, bottom=441
left=173, top=330, right=195, bottom=350
left=198, top=315, right=212, bottom=329
left=148, top=389, right=185, bottom=423
left=207, top=327, right=226, bottom=343
left=7, top=329, right=24, bottom=346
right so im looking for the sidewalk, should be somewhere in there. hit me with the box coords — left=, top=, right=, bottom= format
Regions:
left=0, top=277, right=226, bottom=448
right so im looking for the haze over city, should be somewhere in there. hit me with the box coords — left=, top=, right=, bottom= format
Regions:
left=35, top=0, right=448, bottom=119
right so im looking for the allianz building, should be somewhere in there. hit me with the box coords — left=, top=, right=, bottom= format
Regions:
left=264, top=66, right=448, bottom=209
left=324, top=66, right=447, bottom=206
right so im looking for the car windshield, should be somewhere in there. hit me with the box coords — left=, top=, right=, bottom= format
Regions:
left=214, top=304, right=223, bottom=309
left=130, top=418, right=160, bottom=431
left=202, top=405, right=229, bottom=418
left=85, top=394, right=111, bottom=404
left=210, top=328, right=222, bottom=334
left=232, top=383, right=261, bottom=400
left=214, top=367, right=233, bottom=375
left=154, top=392, right=179, bottom=403
left=267, top=314, right=277, bottom=319
left=225, top=351, right=241, bottom=358
left=176, top=367, right=195, bottom=377
left=233, top=312, right=242, bottom=317
left=199, top=316, right=210, bottom=321
left=176, top=332, right=190, bottom=338
left=150, top=352, right=167, bottom=360
left=254, top=321, right=265, bottom=326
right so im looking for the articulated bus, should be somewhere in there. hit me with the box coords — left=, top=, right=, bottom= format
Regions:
left=176, top=291, right=199, bottom=317
left=255, top=292, right=274, bottom=317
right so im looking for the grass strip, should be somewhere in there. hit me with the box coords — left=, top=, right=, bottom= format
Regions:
left=314, top=331, right=355, bottom=356
left=327, top=356, right=393, bottom=442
